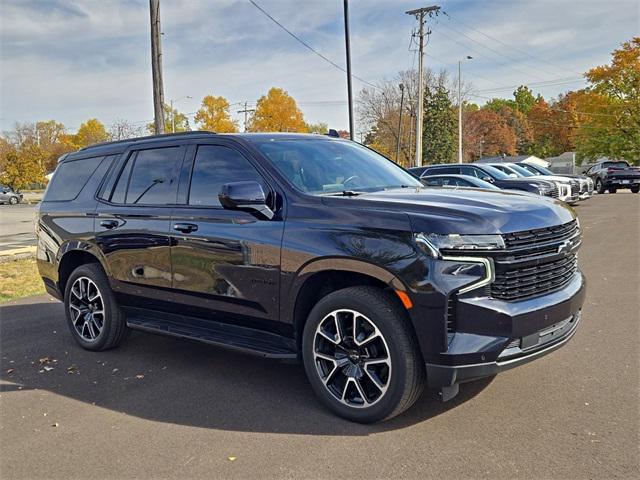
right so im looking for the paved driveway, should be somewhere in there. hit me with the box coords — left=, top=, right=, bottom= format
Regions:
left=1, top=193, right=638, bottom=479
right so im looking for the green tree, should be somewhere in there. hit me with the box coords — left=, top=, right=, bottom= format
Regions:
left=514, top=86, right=536, bottom=114
left=422, top=85, right=456, bottom=163
left=305, top=122, right=329, bottom=134
left=147, top=105, right=191, bottom=133
left=483, top=98, right=517, bottom=113
left=194, top=95, right=238, bottom=133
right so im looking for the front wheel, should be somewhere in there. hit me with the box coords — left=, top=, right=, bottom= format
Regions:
left=595, top=178, right=605, bottom=194
left=608, top=187, right=617, bottom=193
left=302, top=287, right=425, bottom=423
left=64, top=263, right=129, bottom=351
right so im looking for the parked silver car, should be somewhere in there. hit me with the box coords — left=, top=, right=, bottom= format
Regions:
left=0, top=185, right=23, bottom=205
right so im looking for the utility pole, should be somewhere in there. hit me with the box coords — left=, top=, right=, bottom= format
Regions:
left=237, top=102, right=255, bottom=132
left=149, top=0, right=166, bottom=134
left=343, top=0, right=354, bottom=140
left=395, top=83, right=405, bottom=163
left=458, top=56, right=473, bottom=162
left=406, top=5, right=440, bottom=167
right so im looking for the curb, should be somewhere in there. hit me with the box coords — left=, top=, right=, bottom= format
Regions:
left=0, top=246, right=37, bottom=263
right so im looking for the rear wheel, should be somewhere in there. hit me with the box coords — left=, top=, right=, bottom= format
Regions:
left=9, top=196, right=18, bottom=205
left=302, top=286, right=425, bottom=423
left=64, top=263, right=129, bottom=351
left=631, top=186, right=639, bottom=193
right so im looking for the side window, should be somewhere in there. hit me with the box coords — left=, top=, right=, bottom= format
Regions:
left=44, top=156, right=105, bottom=201
left=110, top=147, right=181, bottom=205
left=433, top=167, right=459, bottom=175
left=424, top=178, right=441, bottom=186
left=188, top=145, right=266, bottom=207
left=460, top=166, right=480, bottom=178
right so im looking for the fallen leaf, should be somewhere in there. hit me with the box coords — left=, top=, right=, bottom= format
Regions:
left=135, top=374, right=144, bottom=380
left=43, top=366, right=54, bottom=372
left=227, top=456, right=237, bottom=462
left=39, top=357, right=50, bottom=365
left=6, top=369, right=14, bottom=375
left=112, top=368, right=119, bottom=373
left=52, top=422, right=59, bottom=428
left=67, top=365, right=78, bottom=374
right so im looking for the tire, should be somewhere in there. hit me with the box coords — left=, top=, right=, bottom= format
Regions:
left=595, top=178, right=605, bottom=194
left=302, top=286, right=425, bottom=423
left=63, top=263, right=129, bottom=351
left=9, top=196, right=18, bottom=205
left=631, top=187, right=639, bottom=193
left=608, top=187, right=617, bottom=194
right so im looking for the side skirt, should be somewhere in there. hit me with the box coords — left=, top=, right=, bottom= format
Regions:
left=124, top=307, right=297, bottom=360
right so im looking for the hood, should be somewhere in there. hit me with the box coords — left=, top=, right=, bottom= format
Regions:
left=497, top=177, right=552, bottom=187
left=335, top=187, right=576, bottom=235
left=527, top=175, right=574, bottom=184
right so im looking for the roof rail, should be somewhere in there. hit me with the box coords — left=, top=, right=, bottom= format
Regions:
left=78, top=130, right=217, bottom=152
left=326, top=129, right=340, bottom=138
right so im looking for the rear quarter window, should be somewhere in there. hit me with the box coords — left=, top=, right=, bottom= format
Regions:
left=44, top=156, right=106, bottom=201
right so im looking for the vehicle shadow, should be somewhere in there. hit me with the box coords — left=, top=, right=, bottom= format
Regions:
left=0, top=298, right=493, bottom=436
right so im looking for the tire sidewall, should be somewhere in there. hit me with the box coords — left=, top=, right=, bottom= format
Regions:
left=64, top=264, right=116, bottom=350
left=302, top=289, right=417, bottom=423
left=9, top=196, right=18, bottom=204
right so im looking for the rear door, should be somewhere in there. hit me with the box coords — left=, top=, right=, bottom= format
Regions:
left=168, top=140, right=285, bottom=332
left=95, top=143, right=186, bottom=309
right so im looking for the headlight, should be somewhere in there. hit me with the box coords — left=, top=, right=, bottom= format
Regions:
left=415, top=233, right=505, bottom=258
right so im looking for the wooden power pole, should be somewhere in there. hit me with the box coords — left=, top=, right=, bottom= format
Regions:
left=405, top=5, right=440, bottom=167
left=150, top=0, right=166, bottom=134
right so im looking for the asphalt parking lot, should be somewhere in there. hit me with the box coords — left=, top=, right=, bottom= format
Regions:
left=0, top=203, right=37, bottom=252
left=1, top=193, right=638, bottom=479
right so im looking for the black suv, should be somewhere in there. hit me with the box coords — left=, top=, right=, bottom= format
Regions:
left=412, top=163, right=559, bottom=197
left=37, top=132, right=586, bottom=423
left=584, top=160, right=640, bottom=194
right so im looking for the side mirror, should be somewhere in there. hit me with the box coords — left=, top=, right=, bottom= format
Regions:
left=482, top=176, right=494, bottom=183
left=219, top=181, right=274, bottom=219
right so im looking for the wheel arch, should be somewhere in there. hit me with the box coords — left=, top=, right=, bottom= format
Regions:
left=288, top=258, right=410, bottom=350
left=57, top=243, right=109, bottom=297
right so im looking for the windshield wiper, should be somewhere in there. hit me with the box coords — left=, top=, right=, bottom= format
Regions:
left=321, top=190, right=363, bottom=197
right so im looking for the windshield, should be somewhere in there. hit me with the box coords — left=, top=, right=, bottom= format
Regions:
left=480, top=164, right=511, bottom=180
left=603, top=161, right=630, bottom=168
left=508, top=164, right=535, bottom=177
left=254, top=140, right=423, bottom=195
left=525, top=163, right=554, bottom=175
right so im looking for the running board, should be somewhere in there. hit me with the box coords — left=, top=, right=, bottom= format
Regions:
left=125, top=310, right=297, bottom=360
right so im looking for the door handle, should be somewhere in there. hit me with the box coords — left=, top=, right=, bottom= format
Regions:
left=173, top=223, right=198, bottom=233
left=100, top=220, right=119, bottom=229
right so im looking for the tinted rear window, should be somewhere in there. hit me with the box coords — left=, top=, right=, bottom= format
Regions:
left=44, top=156, right=105, bottom=201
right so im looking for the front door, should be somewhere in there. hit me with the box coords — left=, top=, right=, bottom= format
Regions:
left=95, top=144, right=185, bottom=309
left=169, top=143, right=285, bottom=333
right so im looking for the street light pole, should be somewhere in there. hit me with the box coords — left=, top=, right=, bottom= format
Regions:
left=169, top=96, right=192, bottom=133
left=458, top=55, right=472, bottom=162
left=396, top=83, right=405, bottom=163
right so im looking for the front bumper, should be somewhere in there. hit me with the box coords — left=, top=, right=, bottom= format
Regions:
left=424, top=271, right=586, bottom=396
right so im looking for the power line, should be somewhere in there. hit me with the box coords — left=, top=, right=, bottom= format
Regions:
left=247, top=0, right=379, bottom=90
left=442, top=11, right=584, bottom=77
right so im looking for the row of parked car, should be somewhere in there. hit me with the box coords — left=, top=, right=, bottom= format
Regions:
left=408, top=158, right=640, bottom=203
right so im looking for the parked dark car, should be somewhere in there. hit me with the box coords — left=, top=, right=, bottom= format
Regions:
left=584, top=160, right=640, bottom=193
left=515, top=163, right=594, bottom=200
left=36, top=132, right=586, bottom=423
left=419, top=174, right=500, bottom=190
left=0, top=185, right=23, bottom=205
left=412, top=163, right=560, bottom=198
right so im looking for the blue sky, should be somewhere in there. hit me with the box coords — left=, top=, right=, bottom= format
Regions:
left=1, top=0, right=638, bottom=134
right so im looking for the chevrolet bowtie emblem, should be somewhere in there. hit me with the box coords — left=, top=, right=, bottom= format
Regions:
left=557, top=239, right=573, bottom=254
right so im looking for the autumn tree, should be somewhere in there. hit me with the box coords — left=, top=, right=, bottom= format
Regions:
left=0, top=144, right=46, bottom=191
left=422, top=84, right=456, bottom=163
left=194, top=95, right=239, bottom=133
left=248, top=88, right=307, bottom=132
left=576, top=37, right=640, bottom=162
left=66, top=119, right=109, bottom=149
left=147, top=105, right=190, bottom=134
left=463, top=109, right=517, bottom=160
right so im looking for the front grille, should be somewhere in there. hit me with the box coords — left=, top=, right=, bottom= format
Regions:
left=491, top=254, right=578, bottom=300
left=570, top=181, right=579, bottom=195
left=547, top=184, right=559, bottom=198
left=502, top=220, right=578, bottom=250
